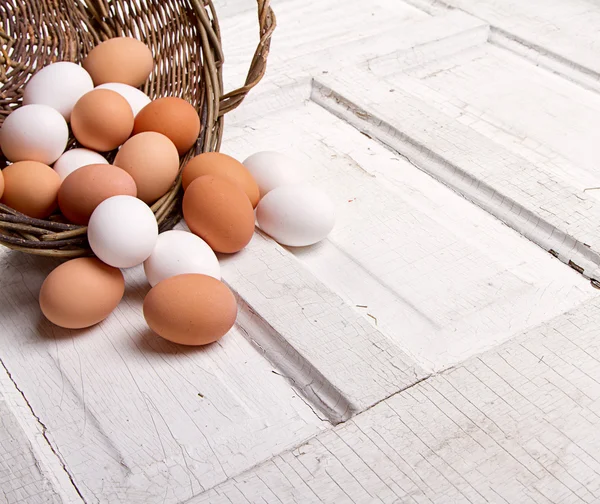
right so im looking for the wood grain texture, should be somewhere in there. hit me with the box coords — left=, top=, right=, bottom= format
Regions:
left=191, top=294, right=600, bottom=503
left=0, top=399, right=64, bottom=504
left=0, top=250, right=327, bottom=503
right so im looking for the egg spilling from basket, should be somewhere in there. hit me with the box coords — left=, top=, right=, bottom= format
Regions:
left=0, top=36, right=336, bottom=346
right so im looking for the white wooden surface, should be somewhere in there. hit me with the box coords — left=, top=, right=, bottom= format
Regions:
left=194, top=295, right=600, bottom=503
left=3, top=0, right=600, bottom=502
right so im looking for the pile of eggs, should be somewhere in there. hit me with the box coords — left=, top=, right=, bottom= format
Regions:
left=0, top=37, right=335, bottom=346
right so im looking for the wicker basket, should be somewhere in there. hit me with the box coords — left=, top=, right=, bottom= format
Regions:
left=0, top=0, right=275, bottom=257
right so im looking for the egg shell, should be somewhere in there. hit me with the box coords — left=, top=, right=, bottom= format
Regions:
left=0, top=161, right=61, bottom=218
left=183, top=175, right=255, bottom=254
left=256, top=184, right=335, bottom=247
left=143, top=230, right=220, bottom=287
left=0, top=169, right=4, bottom=200
left=182, top=152, right=260, bottom=207
left=114, top=132, right=179, bottom=203
left=58, top=164, right=137, bottom=225
left=95, top=83, right=151, bottom=117
left=88, top=195, right=158, bottom=268
left=133, top=97, right=200, bottom=155
left=53, top=148, right=108, bottom=181
left=71, top=89, right=134, bottom=152
left=243, top=151, right=305, bottom=198
left=143, top=274, right=236, bottom=346
left=39, top=257, right=125, bottom=329
left=0, top=104, right=68, bottom=164
left=23, top=62, right=94, bottom=121
left=83, top=37, right=154, bottom=87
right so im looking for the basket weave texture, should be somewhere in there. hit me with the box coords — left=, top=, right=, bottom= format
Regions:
left=0, top=0, right=275, bottom=257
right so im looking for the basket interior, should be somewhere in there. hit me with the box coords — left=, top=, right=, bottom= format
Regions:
left=0, top=0, right=225, bottom=256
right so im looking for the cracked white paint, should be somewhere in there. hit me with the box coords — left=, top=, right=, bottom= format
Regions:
left=2, top=0, right=600, bottom=501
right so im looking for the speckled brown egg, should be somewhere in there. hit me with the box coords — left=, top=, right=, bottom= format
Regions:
left=83, top=37, right=154, bottom=87
left=114, top=132, right=179, bottom=204
left=71, top=89, right=134, bottom=152
left=0, top=161, right=60, bottom=218
left=183, top=175, right=255, bottom=253
left=182, top=152, right=260, bottom=207
left=58, top=164, right=137, bottom=225
left=133, top=97, right=200, bottom=155
left=39, top=257, right=125, bottom=329
left=143, top=273, right=237, bottom=346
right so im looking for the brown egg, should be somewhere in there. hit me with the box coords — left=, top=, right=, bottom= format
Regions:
left=58, top=164, right=137, bottom=225
left=114, top=132, right=179, bottom=204
left=0, top=161, right=60, bottom=218
left=133, top=97, right=200, bottom=155
left=83, top=37, right=154, bottom=87
left=182, top=152, right=260, bottom=207
left=40, top=257, right=125, bottom=329
left=144, top=273, right=236, bottom=346
left=183, top=175, right=255, bottom=253
left=71, top=89, right=134, bottom=152
left=0, top=168, right=4, bottom=199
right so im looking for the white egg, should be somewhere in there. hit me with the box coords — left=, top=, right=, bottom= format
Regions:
left=243, top=151, right=304, bottom=198
left=53, top=148, right=108, bottom=181
left=88, top=195, right=158, bottom=269
left=256, top=184, right=335, bottom=247
left=143, top=230, right=221, bottom=287
left=95, top=83, right=151, bottom=117
left=0, top=104, right=68, bottom=164
left=23, top=62, right=94, bottom=121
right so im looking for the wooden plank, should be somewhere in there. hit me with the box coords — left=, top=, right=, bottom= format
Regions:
left=406, top=0, right=600, bottom=87
left=313, top=70, right=600, bottom=281
left=223, top=93, right=595, bottom=372
left=191, top=294, right=600, bottom=503
left=0, top=250, right=327, bottom=503
left=0, top=397, right=68, bottom=504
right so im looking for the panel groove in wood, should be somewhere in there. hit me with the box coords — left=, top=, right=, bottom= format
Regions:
left=310, top=75, right=600, bottom=284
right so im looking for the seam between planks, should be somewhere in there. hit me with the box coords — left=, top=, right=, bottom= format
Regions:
left=0, top=356, right=87, bottom=504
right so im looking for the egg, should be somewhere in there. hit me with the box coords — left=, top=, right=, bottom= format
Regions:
left=114, top=132, right=179, bottom=203
left=71, top=89, right=134, bottom=152
left=256, top=184, right=335, bottom=247
left=143, top=274, right=236, bottom=346
left=39, top=257, right=125, bottom=329
left=0, top=161, right=61, bottom=218
left=182, top=152, right=260, bottom=207
left=83, top=37, right=154, bottom=87
left=0, top=104, right=68, bottom=164
left=243, top=151, right=304, bottom=199
left=23, top=62, right=94, bottom=121
left=95, top=83, right=151, bottom=117
left=133, top=97, right=200, bottom=155
left=0, top=169, right=4, bottom=200
left=143, top=230, right=220, bottom=287
left=183, top=175, right=255, bottom=253
left=88, top=195, right=158, bottom=268
left=53, top=148, right=108, bottom=181
left=58, top=164, right=137, bottom=225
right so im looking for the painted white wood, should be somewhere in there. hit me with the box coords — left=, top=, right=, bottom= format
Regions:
left=191, top=294, right=600, bottom=503
left=409, top=0, right=600, bottom=82
left=0, top=366, right=84, bottom=504
left=222, top=81, right=595, bottom=372
left=3, top=0, right=600, bottom=501
left=0, top=250, right=328, bottom=503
